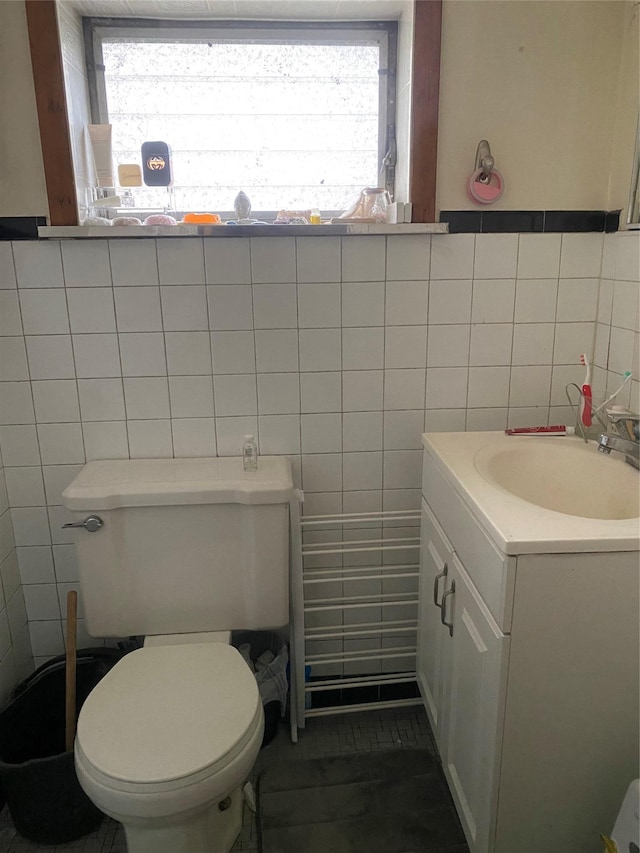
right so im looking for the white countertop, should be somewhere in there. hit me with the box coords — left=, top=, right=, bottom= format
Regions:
left=422, top=431, right=640, bottom=554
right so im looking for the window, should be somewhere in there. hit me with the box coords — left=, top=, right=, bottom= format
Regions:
left=85, top=18, right=397, bottom=218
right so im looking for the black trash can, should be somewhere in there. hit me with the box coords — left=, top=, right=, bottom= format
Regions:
left=0, top=648, right=124, bottom=844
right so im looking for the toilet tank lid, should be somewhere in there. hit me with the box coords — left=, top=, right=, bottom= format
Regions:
left=62, top=457, right=294, bottom=510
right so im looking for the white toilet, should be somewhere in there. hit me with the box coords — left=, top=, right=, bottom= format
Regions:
left=61, top=456, right=294, bottom=853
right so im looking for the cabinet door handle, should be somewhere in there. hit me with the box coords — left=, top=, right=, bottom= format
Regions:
left=440, top=579, right=456, bottom=637
left=433, top=562, right=448, bottom=608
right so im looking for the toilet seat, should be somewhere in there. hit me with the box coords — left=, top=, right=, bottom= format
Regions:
left=76, top=643, right=262, bottom=796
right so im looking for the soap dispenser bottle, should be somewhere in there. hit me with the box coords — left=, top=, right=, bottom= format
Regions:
left=242, top=434, right=258, bottom=471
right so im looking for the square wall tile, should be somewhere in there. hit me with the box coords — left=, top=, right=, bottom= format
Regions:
left=11, top=507, right=51, bottom=546
left=5, top=468, right=45, bottom=507
left=215, top=416, right=258, bottom=456
left=257, top=373, right=300, bottom=414
left=17, top=547, right=55, bottom=584
left=553, top=322, right=595, bottom=365
left=426, top=367, right=468, bottom=409
left=511, top=324, right=555, bottom=365
left=109, top=239, right=158, bottom=286
left=208, top=285, right=253, bottom=330
left=0, top=425, right=40, bottom=466
left=213, top=374, right=257, bottom=416
left=37, top=423, right=84, bottom=465
left=296, top=237, right=341, bottom=283
left=23, top=584, right=61, bottom=620
left=467, top=366, right=510, bottom=408
left=384, top=369, right=425, bottom=410
left=299, top=328, right=341, bottom=372
left=342, top=281, right=385, bottom=327
left=385, top=326, right=427, bottom=369
left=255, top=329, right=299, bottom=372
left=300, top=372, right=341, bottom=413
left=29, top=620, right=64, bottom=657
left=430, top=234, right=474, bottom=280
left=211, top=331, right=255, bottom=374
left=507, top=407, right=550, bottom=429
left=73, top=334, right=121, bottom=378
left=385, top=281, right=428, bottom=325
left=426, top=325, right=470, bottom=368
left=473, top=234, right=518, bottom=279
left=559, top=233, right=603, bottom=278
left=386, top=235, right=431, bottom=280
left=424, top=409, right=467, bottom=433
left=608, top=326, right=635, bottom=374
left=253, top=284, right=298, bottom=329
left=514, top=279, right=558, bottom=323
left=119, top=333, right=167, bottom=376
left=171, top=418, right=216, bottom=457
left=615, top=233, right=640, bottom=282
left=466, top=408, right=508, bottom=431
left=160, top=285, right=208, bottom=331
left=383, top=450, right=422, bottom=489
left=114, top=286, right=162, bottom=332
left=469, top=324, right=513, bottom=366
left=78, top=378, right=126, bottom=421
left=301, top=413, right=342, bottom=453
left=517, top=234, right=561, bottom=279
left=471, top=280, right=515, bottom=323
left=0, top=243, right=16, bottom=289
left=0, top=291, right=22, bottom=336
left=302, top=454, right=342, bottom=492
left=42, top=464, right=82, bottom=505
left=32, top=380, right=80, bottom=423
left=251, top=237, right=296, bottom=284
left=258, top=415, right=300, bottom=454
left=165, top=332, right=211, bottom=376
left=343, top=452, right=383, bottom=491
left=13, top=241, right=63, bottom=288
left=341, top=236, right=386, bottom=282
left=61, top=240, right=111, bottom=287
left=509, top=365, right=552, bottom=407
left=611, top=280, right=640, bottom=332
left=204, top=238, right=251, bottom=285
left=556, top=279, right=599, bottom=323
left=157, top=238, right=205, bottom=285
left=124, top=377, right=170, bottom=419
left=342, top=370, right=383, bottom=412
left=343, top=411, right=383, bottom=451
left=83, top=421, right=129, bottom=460
left=298, top=283, right=341, bottom=328
left=20, top=290, right=69, bottom=335
left=26, top=336, right=75, bottom=380
left=67, top=288, right=116, bottom=333
left=168, top=376, right=214, bottom=418
left=127, top=420, right=172, bottom=458
left=428, top=280, right=472, bottom=325
left=383, top=410, right=425, bottom=450
left=0, top=338, right=29, bottom=381
left=52, top=544, right=78, bottom=582
left=343, top=327, right=384, bottom=370
left=0, top=383, right=34, bottom=425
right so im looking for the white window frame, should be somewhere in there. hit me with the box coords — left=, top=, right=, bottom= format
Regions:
left=83, top=16, right=398, bottom=219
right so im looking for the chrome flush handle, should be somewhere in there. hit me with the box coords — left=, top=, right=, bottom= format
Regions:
left=62, top=515, right=104, bottom=533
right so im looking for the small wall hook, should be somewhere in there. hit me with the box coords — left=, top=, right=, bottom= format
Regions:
left=474, top=140, right=495, bottom=182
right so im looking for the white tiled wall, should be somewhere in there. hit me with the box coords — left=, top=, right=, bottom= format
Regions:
left=0, top=231, right=612, bottom=663
left=593, top=232, right=640, bottom=413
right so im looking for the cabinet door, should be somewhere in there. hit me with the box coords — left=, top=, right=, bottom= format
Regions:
left=441, top=555, right=509, bottom=853
left=417, top=500, right=453, bottom=748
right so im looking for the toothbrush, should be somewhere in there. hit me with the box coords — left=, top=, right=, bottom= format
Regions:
left=592, top=371, right=633, bottom=417
left=579, top=353, right=592, bottom=427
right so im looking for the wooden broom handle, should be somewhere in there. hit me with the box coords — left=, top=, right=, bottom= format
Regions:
left=65, top=590, right=78, bottom=752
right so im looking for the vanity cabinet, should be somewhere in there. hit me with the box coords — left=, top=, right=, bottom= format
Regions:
left=418, top=446, right=639, bottom=853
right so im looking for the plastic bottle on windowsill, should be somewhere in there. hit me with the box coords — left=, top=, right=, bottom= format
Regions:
left=242, top=434, right=258, bottom=472
left=309, top=208, right=321, bottom=225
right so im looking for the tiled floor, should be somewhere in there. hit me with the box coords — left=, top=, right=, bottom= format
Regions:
left=0, top=705, right=442, bottom=853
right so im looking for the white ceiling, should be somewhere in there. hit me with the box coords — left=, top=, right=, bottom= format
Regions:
left=67, top=0, right=409, bottom=21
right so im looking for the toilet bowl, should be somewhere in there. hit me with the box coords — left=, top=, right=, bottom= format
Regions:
left=74, top=643, right=264, bottom=853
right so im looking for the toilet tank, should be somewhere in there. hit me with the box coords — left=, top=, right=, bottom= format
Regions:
left=61, top=457, right=294, bottom=638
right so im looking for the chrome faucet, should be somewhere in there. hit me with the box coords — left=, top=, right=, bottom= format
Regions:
left=597, top=411, right=640, bottom=470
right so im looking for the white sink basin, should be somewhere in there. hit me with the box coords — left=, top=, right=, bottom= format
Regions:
left=474, top=439, right=639, bottom=520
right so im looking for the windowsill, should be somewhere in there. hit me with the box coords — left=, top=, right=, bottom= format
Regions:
left=37, top=222, right=449, bottom=239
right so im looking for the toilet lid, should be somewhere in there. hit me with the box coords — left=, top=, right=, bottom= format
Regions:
left=76, top=644, right=262, bottom=787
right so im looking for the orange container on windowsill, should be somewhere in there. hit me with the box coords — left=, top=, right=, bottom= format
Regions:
left=182, top=213, right=221, bottom=224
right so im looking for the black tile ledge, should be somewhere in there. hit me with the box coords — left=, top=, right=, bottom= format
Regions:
left=441, top=209, right=619, bottom=233
left=0, top=216, right=47, bottom=240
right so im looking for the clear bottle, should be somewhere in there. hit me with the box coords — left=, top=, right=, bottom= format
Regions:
left=309, top=207, right=321, bottom=225
left=242, top=434, right=258, bottom=471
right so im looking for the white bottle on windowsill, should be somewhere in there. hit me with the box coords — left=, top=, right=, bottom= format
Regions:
left=242, top=434, right=258, bottom=472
